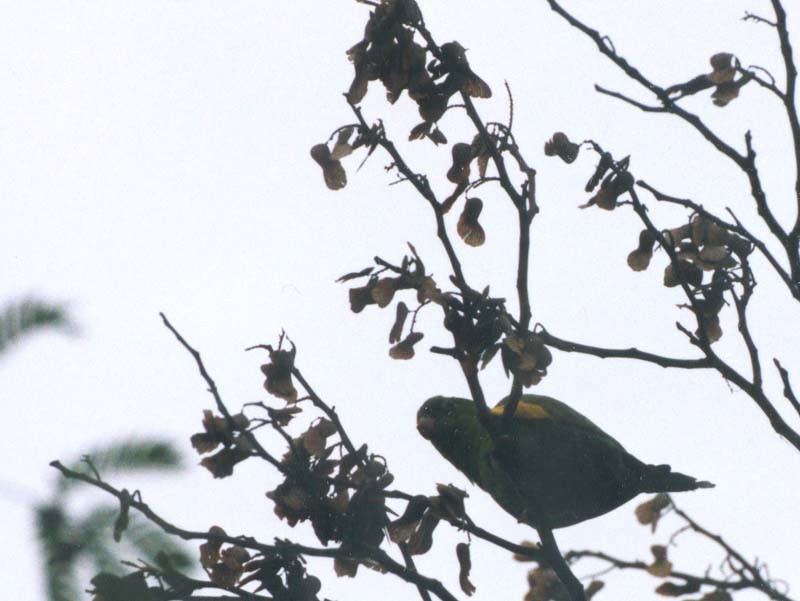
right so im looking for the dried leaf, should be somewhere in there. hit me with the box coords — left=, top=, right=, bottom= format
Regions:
left=389, top=331, right=424, bottom=360
left=585, top=152, right=613, bottom=192
left=261, top=348, right=298, bottom=403
left=526, top=567, right=566, bottom=601
left=656, top=581, right=701, bottom=597
left=387, top=496, right=429, bottom=543
left=409, top=121, right=431, bottom=141
left=200, top=446, right=250, bottom=478
left=349, top=285, right=376, bottom=313
left=647, top=545, right=673, bottom=577
left=407, top=510, right=440, bottom=555
left=199, top=526, right=227, bottom=569
left=635, top=493, right=670, bottom=532
left=429, top=127, right=447, bottom=145
left=371, top=277, right=397, bottom=308
left=434, top=483, right=468, bottom=521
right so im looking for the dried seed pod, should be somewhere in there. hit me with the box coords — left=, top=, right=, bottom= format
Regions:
left=663, top=223, right=692, bottom=247
left=447, top=142, right=474, bottom=184
left=456, top=543, right=476, bottom=596
left=712, top=79, right=743, bottom=106
left=709, top=52, right=737, bottom=84
left=699, top=314, right=723, bottom=343
left=544, top=132, right=579, bottom=163
left=691, top=215, right=729, bottom=246
left=457, top=197, right=486, bottom=247
left=582, top=171, right=632, bottom=210
left=310, top=143, right=347, bottom=190
left=727, top=234, right=753, bottom=257
left=330, top=127, right=356, bottom=160
left=627, top=229, right=657, bottom=271
left=663, top=260, right=703, bottom=287
left=389, top=302, right=410, bottom=343
left=697, top=245, right=733, bottom=270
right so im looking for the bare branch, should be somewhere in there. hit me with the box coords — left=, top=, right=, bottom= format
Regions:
left=537, top=327, right=712, bottom=369
left=743, top=12, right=777, bottom=27
left=594, top=85, right=668, bottom=112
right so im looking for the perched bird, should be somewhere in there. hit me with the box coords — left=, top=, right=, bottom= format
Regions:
left=417, top=395, right=713, bottom=529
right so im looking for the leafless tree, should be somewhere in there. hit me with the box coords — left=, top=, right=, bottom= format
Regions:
left=53, top=2, right=799, bottom=601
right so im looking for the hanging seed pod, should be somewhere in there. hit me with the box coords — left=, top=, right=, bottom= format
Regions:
left=457, top=197, right=486, bottom=246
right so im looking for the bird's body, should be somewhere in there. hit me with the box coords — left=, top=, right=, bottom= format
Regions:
left=417, top=395, right=712, bottom=528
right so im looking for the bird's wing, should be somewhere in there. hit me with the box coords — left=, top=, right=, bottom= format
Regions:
left=491, top=394, right=626, bottom=452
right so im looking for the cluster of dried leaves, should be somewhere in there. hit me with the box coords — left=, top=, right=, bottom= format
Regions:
left=346, top=0, right=490, bottom=132
left=545, top=135, right=754, bottom=344
left=198, top=526, right=323, bottom=599
left=338, top=244, right=556, bottom=389
left=386, top=484, right=481, bottom=596
left=666, top=53, right=752, bottom=107
left=507, top=494, right=745, bottom=601
left=632, top=495, right=734, bottom=601
left=629, top=214, right=752, bottom=342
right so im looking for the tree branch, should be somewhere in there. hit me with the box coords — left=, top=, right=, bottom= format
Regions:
left=537, top=328, right=712, bottom=369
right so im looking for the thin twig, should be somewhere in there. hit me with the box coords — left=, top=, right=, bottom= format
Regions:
left=774, top=358, right=800, bottom=418
left=538, top=327, right=712, bottom=369
left=160, top=313, right=285, bottom=472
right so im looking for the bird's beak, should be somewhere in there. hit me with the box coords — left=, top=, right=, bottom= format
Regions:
left=417, top=415, right=436, bottom=440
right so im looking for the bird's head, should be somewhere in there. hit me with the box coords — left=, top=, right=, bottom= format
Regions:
left=417, top=396, right=477, bottom=441
left=417, top=396, right=487, bottom=485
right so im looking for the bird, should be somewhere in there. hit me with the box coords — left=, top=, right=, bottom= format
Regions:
left=417, top=395, right=713, bottom=529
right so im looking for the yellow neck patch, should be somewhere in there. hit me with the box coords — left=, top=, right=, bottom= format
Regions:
left=491, top=402, right=550, bottom=420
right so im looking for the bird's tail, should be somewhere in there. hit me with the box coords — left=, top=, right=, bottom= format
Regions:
left=640, top=464, right=715, bottom=493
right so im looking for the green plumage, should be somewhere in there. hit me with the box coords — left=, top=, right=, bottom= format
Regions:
left=417, top=395, right=712, bottom=528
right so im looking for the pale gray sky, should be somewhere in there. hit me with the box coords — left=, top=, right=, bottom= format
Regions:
left=2, top=1, right=798, bottom=600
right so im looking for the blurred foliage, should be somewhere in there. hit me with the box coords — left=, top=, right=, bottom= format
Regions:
left=35, top=439, right=191, bottom=601
left=0, top=297, right=69, bottom=356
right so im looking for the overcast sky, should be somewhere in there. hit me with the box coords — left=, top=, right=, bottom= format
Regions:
left=3, top=1, right=799, bottom=600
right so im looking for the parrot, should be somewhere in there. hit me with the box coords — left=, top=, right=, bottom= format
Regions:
left=416, top=395, right=713, bottom=529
